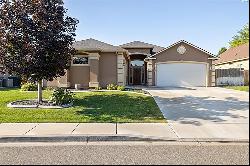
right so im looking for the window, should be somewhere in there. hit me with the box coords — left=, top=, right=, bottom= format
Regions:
left=72, top=56, right=89, bottom=65
left=130, top=60, right=144, bottom=67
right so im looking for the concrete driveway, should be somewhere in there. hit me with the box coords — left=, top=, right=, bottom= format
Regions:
left=146, top=87, right=249, bottom=139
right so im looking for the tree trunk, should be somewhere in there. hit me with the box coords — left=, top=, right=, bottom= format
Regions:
left=38, top=80, right=43, bottom=103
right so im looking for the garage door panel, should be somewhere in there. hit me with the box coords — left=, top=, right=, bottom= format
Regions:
left=156, top=63, right=207, bottom=87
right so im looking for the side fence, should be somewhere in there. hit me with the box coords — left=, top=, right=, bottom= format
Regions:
left=215, top=68, right=249, bottom=86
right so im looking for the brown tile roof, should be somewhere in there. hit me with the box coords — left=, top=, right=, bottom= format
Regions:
left=120, top=41, right=165, bottom=53
left=151, top=44, right=166, bottom=53
left=214, top=43, right=249, bottom=65
left=73, top=38, right=126, bottom=52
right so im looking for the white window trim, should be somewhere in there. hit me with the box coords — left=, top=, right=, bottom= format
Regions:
left=71, top=55, right=89, bottom=66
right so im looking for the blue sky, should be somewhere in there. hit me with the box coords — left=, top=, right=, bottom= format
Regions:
left=64, top=0, right=249, bottom=54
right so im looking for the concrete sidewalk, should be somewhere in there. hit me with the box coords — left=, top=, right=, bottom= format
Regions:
left=0, top=123, right=249, bottom=142
left=0, top=123, right=177, bottom=139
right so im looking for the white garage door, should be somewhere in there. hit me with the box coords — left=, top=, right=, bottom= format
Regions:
left=156, top=63, right=207, bottom=87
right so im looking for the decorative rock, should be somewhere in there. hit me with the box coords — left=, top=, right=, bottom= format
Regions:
left=7, top=100, right=73, bottom=109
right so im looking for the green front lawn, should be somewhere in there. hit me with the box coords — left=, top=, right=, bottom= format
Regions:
left=225, top=86, right=249, bottom=92
left=0, top=89, right=165, bottom=123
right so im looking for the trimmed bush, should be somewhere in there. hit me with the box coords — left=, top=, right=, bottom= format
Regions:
left=45, top=86, right=55, bottom=91
left=50, top=88, right=74, bottom=105
left=95, top=86, right=102, bottom=90
left=21, top=82, right=38, bottom=91
left=117, top=86, right=125, bottom=91
left=107, top=83, right=117, bottom=90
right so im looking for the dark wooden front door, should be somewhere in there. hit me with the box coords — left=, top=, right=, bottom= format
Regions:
left=133, top=66, right=142, bottom=85
left=129, top=59, right=146, bottom=85
left=129, top=66, right=145, bottom=85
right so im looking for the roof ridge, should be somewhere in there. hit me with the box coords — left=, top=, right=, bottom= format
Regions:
left=150, top=43, right=165, bottom=48
left=73, top=38, right=126, bottom=52
left=120, top=41, right=158, bottom=48
left=83, top=38, right=120, bottom=47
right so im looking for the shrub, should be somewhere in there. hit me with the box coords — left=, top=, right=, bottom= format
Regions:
left=95, top=86, right=102, bottom=90
left=45, top=86, right=55, bottom=91
left=107, top=83, right=117, bottom=90
left=117, top=85, right=125, bottom=91
left=50, top=88, right=74, bottom=105
left=21, top=82, right=38, bottom=91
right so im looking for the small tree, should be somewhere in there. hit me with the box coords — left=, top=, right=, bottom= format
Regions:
left=217, top=47, right=227, bottom=56
left=229, top=23, right=249, bottom=48
left=0, top=0, right=78, bottom=103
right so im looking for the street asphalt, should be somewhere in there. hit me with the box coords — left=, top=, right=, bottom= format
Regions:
left=0, top=142, right=249, bottom=165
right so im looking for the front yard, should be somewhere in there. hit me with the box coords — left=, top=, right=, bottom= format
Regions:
left=224, top=86, right=249, bottom=92
left=0, top=89, right=165, bottom=123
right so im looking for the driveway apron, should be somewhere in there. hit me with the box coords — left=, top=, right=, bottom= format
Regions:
left=146, top=87, right=249, bottom=139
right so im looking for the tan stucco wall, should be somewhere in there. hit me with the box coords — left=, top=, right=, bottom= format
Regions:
left=89, top=57, right=99, bottom=87
left=125, top=48, right=151, bottom=54
left=46, top=70, right=70, bottom=88
left=46, top=79, right=59, bottom=87
left=151, top=42, right=213, bottom=86
left=99, top=52, right=117, bottom=87
left=70, top=66, right=90, bottom=88
left=46, top=52, right=120, bottom=89
left=215, top=59, right=249, bottom=70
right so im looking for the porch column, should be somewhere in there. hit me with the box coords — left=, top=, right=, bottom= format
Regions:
left=211, top=63, right=216, bottom=87
left=147, top=59, right=153, bottom=86
left=117, top=53, right=125, bottom=86
left=89, top=53, right=100, bottom=88
left=58, top=69, right=71, bottom=88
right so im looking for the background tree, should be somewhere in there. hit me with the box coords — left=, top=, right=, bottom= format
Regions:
left=229, top=23, right=249, bottom=48
left=0, top=0, right=78, bottom=103
left=217, top=47, right=227, bottom=56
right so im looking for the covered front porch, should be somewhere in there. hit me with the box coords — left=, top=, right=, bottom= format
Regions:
left=126, top=53, right=150, bottom=86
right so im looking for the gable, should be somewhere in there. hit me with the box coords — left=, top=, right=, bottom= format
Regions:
left=151, top=40, right=216, bottom=59
left=120, top=41, right=165, bottom=54
left=152, top=42, right=213, bottom=63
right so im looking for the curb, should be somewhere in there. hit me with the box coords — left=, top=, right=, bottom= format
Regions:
left=0, top=135, right=249, bottom=143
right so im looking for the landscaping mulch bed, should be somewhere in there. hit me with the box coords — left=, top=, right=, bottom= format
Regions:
left=10, top=100, right=56, bottom=106
left=125, top=88, right=150, bottom=95
left=8, top=100, right=72, bottom=109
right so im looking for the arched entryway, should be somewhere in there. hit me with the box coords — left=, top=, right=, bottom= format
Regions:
left=128, top=54, right=147, bottom=85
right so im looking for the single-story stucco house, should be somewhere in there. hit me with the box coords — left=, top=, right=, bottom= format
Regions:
left=44, top=38, right=217, bottom=88
left=214, top=43, right=249, bottom=70
left=214, top=43, right=249, bottom=85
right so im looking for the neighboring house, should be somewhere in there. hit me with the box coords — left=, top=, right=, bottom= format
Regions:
left=45, top=38, right=217, bottom=88
left=214, top=43, right=249, bottom=85
left=0, top=64, right=11, bottom=87
left=214, top=43, right=249, bottom=70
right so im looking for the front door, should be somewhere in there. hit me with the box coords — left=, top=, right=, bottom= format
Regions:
left=129, top=60, right=145, bottom=85
left=133, top=66, right=143, bottom=85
